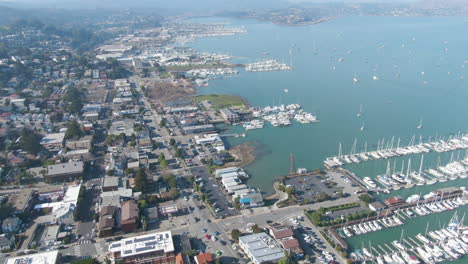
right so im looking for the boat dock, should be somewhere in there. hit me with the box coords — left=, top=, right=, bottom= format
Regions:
left=324, top=133, right=468, bottom=168
left=353, top=222, right=468, bottom=264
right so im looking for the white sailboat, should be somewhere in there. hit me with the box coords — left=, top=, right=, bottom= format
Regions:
left=357, top=104, right=363, bottom=117
left=417, top=118, right=423, bottom=129
left=360, top=122, right=365, bottom=132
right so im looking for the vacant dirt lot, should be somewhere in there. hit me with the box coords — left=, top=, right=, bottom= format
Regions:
left=144, top=78, right=195, bottom=105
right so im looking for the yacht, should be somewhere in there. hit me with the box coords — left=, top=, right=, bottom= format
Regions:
left=391, top=253, right=406, bottom=264
left=401, top=251, right=421, bottom=264
left=362, top=248, right=373, bottom=258
left=363, top=177, right=377, bottom=188
left=416, top=234, right=430, bottom=244
left=392, top=240, right=406, bottom=250
left=406, top=194, right=421, bottom=203
left=417, top=247, right=435, bottom=264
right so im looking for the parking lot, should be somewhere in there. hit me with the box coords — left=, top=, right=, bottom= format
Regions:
left=285, top=173, right=340, bottom=203
left=190, top=167, right=239, bottom=218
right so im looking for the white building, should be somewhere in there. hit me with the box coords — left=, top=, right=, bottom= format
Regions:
left=239, top=233, right=285, bottom=264
left=5, top=250, right=59, bottom=264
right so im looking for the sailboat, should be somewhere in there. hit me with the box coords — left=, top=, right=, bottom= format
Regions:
left=360, top=122, right=365, bottom=132
left=357, top=104, right=363, bottom=117
left=417, top=118, right=423, bottom=129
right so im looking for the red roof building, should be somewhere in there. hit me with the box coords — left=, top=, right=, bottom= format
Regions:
left=195, top=252, right=213, bottom=264
left=384, top=196, right=404, bottom=207
left=269, top=224, right=294, bottom=239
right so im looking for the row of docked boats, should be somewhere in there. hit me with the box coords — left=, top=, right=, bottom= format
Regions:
left=245, top=59, right=292, bottom=72
left=247, top=103, right=319, bottom=130
left=353, top=213, right=467, bottom=264
left=374, top=156, right=468, bottom=190
left=325, top=134, right=468, bottom=167
left=409, top=197, right=465, bottom=217
left=339, top=215, right=403, bottom=238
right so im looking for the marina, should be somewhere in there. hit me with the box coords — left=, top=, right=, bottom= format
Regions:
left=325, top=133, right=468, bottom=168
left=242, top=103, right=319, bottom=131
left=352, top=213, right=467, bottom=264
left=245, top=59, right=292, bottom=72
left=338, top=194, right=467, bottom=238
left=190, top=16, right=468, bottom=264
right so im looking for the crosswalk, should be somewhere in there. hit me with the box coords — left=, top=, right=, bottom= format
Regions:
left=73, top=245, right=81, bottom=256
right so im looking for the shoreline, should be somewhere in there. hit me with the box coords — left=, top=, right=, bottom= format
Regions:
left=226, top=141, right=257, bottom=168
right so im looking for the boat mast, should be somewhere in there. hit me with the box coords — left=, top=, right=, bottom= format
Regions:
left=419, top=155, right=424, bottom=175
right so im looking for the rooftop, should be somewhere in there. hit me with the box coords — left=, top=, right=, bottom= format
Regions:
left=9, top=188, right=34, bottom=212
left=239, top=232, right=285, bottom=263
left=40, top=132, right=65, bottom=145
left=121, top=200, right=139, bottom=222
left=103, top=176, right=119, bottom=188
left=108, top=231, right=174, bottom=258
left=5, top=250, right=59, bottom=264
left=47, top=161, right=84, bottom=176
left=269, top=224, right=294, bottom=239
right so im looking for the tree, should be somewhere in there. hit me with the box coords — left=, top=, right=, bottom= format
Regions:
left=251, top=224, right=262, bottom=234
left=174, top=147, right=182, bottom=158
left=234, top=197, right=241, bottom=210
left=0, top=203, right=14, bottom=221
left=142, top=216, right=148, bottom=231
left=162, top=173, right=177, bottom=188
left=285, top=187, right=295, bottom=197
left=188, top=176, right=195, bottom=185
left=20, top=128, right=42, bottom=155
left=134, top=168, right=148, bottom=193
left=310, top=211, right=322, bottom=225
left=159, top=119, right=166, bottom=127
left=64, top=86, right=84, bottom=114
left=231, top=229, right=241, bottom=242
left=65, top=121, right=83, bottom=140
left=358, top=193, right=374, bottom=205
left=169, top=138, right=176, bottom=146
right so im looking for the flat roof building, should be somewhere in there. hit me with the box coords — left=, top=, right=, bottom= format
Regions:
left=40, top=132, right=65, bottom=150
left=5, top=250, right=59, bottom=264
left=45, top=161, right=84, bottom=182
left=239, top=232, right=285, bottom=264
left=182, top=124, right=215, bottom=134
left=108, top=231, right=175, bottom=264
left=219, top=108, right=240, bottom=124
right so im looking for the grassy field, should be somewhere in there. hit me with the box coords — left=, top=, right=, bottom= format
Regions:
left=193, top=94, right=248, bottom=110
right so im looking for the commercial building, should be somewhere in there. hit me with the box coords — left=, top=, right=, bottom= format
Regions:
left=182, top=124, right=215, bottom=134
left=5, top=250, right=60, bottom=264
left=238, top=191, right=264, bottom=208
left=239, top=232, right=285, bottom=264
left=219, top=108, right=240, bottom=123
left=40, top=132, right=65, bottom=151
left=34, top=184, right=82, bottom=223
left=45, top=161, right=84, bottom=182
left=8, top=188, right=35, bottom=214
left=108, top=231, right=175, bottom=264
left=121, top=200, right=139, bottom=232
left=369, top=201, right=387, bottom=212
left=102, top=176, right=120, bottom=192
left=99, top=205, right=118, bottom=237
left=65, top=135, right=93, bottom=150
left=384, top=196, right=404, bottom=207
